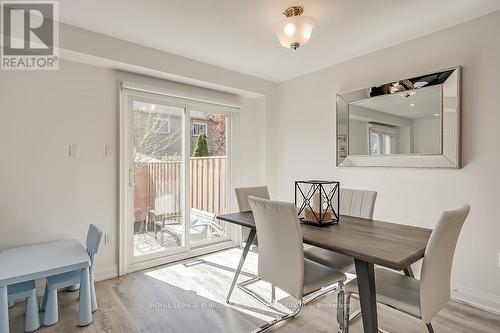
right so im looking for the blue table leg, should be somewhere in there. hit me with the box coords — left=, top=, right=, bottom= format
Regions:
left=0, top=285, right=9, bottom=333
left=25, top=289, right=40, bottom=332
left=78, top=267, right=92, bottom=326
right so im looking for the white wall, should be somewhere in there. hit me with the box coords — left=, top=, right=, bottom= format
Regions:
left=0, top=32, right=275, bottom=279
left=349, top=119, right=369, bottom=155
left=413, top=118, right=441, bottom=154
left=271, top=10, right=500, bottom=312
left=0, top=62, right=119, bottom=279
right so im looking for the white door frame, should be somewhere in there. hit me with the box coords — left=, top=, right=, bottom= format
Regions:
left=119, top=86, right=238, bottom=275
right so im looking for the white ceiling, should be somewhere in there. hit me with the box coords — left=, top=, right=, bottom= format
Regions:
left=56, top=0, right=500, bottom=82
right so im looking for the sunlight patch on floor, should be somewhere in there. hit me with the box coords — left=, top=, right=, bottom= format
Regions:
left=144, top=248, right=297, bottom=322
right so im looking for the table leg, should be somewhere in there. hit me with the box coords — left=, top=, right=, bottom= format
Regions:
left=403, top=266, right=415, bottom=278
left=226, top=228, right=256, bottom=303
left=78, top=267, right=92, bottom=326
left=354, top=259, right=378, bottom=333
left=0, top=285, right=9, bottom=333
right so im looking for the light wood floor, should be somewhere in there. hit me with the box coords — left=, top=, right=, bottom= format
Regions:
left=8, top=248, right=500, bottom=333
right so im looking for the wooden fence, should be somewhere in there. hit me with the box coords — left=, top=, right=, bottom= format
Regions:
left=134, top=157, right=226, bottom=223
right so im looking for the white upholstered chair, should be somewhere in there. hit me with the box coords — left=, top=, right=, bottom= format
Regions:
left=304, top=189, right=378, bottom=272
left=233, top=186, right=274, bottom=304
left=248, top=196, right=347, bottom=333
left=341, top=204, right=471, bottom=333
left=235, top=186, right=270, bottom=246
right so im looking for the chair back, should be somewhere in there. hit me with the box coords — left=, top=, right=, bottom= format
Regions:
left=235, top=186, right=270, bottom=212
left=235, top=186, right=270, bottom=245
left=340, top=188, right=377, bottom=219
left=420, top=204, right=470, bottom=323
left=248, top=196, right=304, bottom=300
left=86, top=224, right=103, bottom=266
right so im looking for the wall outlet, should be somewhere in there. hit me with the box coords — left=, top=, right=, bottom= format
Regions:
left=69, top=144, right=79, bottom=159
left=105, top=233, right=112, bottom=245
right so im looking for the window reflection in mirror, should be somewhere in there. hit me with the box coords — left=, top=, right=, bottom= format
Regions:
left=348, top=85, right=442, bottom=156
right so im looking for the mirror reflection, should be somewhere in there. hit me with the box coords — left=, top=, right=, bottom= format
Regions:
left=348, top=85, right=442, bottom=156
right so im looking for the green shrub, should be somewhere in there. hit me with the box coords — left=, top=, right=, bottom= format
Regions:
left=192, top=128, right=209, bottom=157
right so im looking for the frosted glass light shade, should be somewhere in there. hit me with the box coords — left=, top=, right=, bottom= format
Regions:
left=273, top=16, right=316, bottom=50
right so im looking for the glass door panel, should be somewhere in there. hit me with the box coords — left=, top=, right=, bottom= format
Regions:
left=132, top=100, right=186, bottom=258
left=189, top=110, right=228, bottom=245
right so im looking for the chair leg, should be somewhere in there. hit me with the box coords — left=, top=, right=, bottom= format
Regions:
left=237, top=277, right=275, bottom=308
left=346, top=294, right=362, bottom=322
left=343, top=293, right=352, bottom=333
left=25, top=290, right=41, bottom=332
left=336, top=281, right=345, bottom=333
left=78, top=266, right=93, bottom=326
left=303, top=282, right=339, bottom=305
left=40, top=283, right=48, bottom=312
left=426, top=322, right=434, bottom=333
left=252, top=300, right=303, bottom=333
left=42, top=286, right=59, bottom=326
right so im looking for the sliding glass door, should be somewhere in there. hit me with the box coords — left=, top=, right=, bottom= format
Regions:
left=189, top=110, right=228, bottom=246
left=122, top=90, right=232, bottom=270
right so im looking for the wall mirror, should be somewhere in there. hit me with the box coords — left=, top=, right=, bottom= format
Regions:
left=336, top=67, right=461, bottom=168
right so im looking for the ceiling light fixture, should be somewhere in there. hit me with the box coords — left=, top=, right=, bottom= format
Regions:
left=414, top=81, right=428, bottom=88
left=273, top=6, right=316, bottom=50
left=409, top=103, right=416, bottom=107
left=398, top=91, right=417, bottom=98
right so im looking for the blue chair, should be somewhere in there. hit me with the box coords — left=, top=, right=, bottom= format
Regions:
left=8, top=280, right=40, bottom=332
left=41, top=224, right=102, bottom=326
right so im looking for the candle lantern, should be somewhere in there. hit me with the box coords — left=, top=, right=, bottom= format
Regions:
left=295, top=180, right=340, bottom=226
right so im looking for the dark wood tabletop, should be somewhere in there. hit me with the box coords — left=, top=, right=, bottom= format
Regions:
left=217, top=211, right=432, bottom=271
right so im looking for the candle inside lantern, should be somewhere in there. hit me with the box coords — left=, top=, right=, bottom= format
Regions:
left=312, top=192, right=321, bottom=212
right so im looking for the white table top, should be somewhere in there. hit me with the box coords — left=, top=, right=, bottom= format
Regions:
left=0, top=239, right=90, bottom=286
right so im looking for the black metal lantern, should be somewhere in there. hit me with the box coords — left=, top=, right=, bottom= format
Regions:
left=295, top=180, right=340, bottom=226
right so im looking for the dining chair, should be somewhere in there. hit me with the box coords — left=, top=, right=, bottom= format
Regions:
left=41, top=224, right=102, bottom=326
left=248, top=196, right=347, bottom=333
left=7, top=281, right=40, bottom=332
left=235, top=186, right=270, bottom=246
left=233, top=186, right=272, bottom=305
left=304, top=188, right=378, bottom=273
left=340, top=204, right=471, bottom=333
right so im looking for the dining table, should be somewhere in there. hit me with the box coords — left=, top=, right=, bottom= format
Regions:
left=0, top=239, right=92, bottom=333
left=217, top=211, right=432, bottom=333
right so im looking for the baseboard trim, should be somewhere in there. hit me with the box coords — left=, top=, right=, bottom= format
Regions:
left=452, top=285, right=500, bottom=316
left=94, top=264, right=119, bottom=282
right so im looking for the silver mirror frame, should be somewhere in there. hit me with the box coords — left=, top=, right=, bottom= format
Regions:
left=336, top=66, right=461, bottom=168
